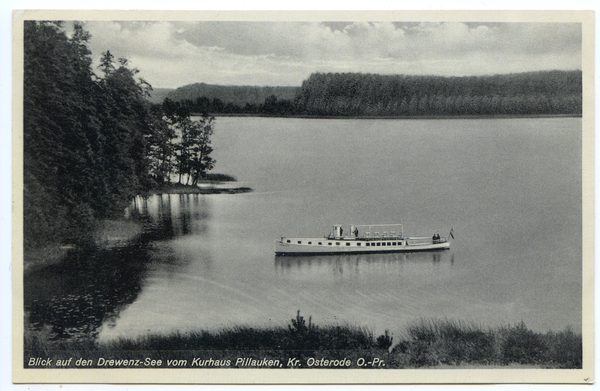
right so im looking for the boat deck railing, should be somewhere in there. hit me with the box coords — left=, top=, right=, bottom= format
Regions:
left=358, top=232, right=404, bottom=240
left=326, top=233, right=405, bottom=241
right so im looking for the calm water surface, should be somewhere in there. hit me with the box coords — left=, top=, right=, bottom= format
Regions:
left=25, top=117, right=582, bottom=342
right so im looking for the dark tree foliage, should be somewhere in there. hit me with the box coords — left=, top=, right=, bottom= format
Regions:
left=24, top=21, right=98, bottom=247
left=165, top=71, right=581, bottom=117
left=166, top=94, right=299, bottom=116
left=160, top=99, right=216, bottom=185
left=23, top=22, right=156, bottom=247
left=146, top=110, right=177, bottom=185
left=95, top=53, right=155, bottom=214
left=165, top=83, right=297, bottom=107
left=296, top=72, right=582, bottom=117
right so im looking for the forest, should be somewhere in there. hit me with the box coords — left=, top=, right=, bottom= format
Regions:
left=168, top=70, right=582, bottom=117
left=165, top=83, right=297, bottom=108
left=23, top=22, right=215, bottom=249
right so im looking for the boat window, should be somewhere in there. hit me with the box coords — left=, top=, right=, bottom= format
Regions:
left=287, top=240, right=291, bottom=243
left=346, top=242, right=350, bottom=246
left=298, top=241, right=302, bottom=244
left=376, top=242, right=381, bottom=246
left=318, top=242, right=322, bottom=245
left=399, top=241, right=403, bottom=245
left=392, top=242, right=396, bottom=246
left=308, top=241, right=312, bottom=245
left=387, top=242, right=391, bottom=246
left=336, top=242, right=340, bottom=245
left=328, top=242, right=332, bottom=246
left=357, top=243, right=361, bottom=246
left=366, top=243, right=370, bottom=247
left=382, top=242, right=386, bottom=246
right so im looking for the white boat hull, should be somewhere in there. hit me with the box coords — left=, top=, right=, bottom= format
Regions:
left=275, top=236, right=450, bottom=255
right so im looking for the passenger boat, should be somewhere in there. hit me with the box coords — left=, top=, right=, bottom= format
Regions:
left=275, top=224, right=452, bottom=255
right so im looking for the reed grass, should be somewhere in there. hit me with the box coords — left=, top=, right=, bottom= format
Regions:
left=392, top=318, right=581, bottom=368
left=24, top=314, right=581, bottom=369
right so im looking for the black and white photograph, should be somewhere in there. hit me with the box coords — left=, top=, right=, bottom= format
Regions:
left=11, top=9, right=593, bottom=385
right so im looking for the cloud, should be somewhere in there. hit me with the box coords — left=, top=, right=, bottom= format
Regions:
left=76, top=21, right=582, bottom=88
left=170, top=22, right=410, bottom=61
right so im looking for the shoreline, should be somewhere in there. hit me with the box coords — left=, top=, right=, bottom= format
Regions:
left=23, top=219, right=144, bottom=272
left=23, top=181, right=252, bottom=271
left=193, top=113, right=581, bottom=120
left=149, top=183, right=253, bottom=195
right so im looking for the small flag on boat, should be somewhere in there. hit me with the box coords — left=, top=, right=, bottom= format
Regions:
left=450, top=228, right=455, bottom=239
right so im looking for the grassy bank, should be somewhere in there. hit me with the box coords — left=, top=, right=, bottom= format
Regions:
left=23, top=219, right=143, bottom=271
left=24, top=313, right=581, bottom=369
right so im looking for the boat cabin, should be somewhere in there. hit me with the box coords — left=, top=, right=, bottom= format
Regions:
left=328, top=224, right=405, bottom=240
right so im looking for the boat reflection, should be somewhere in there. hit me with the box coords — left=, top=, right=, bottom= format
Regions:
left=274, top=250, right=454, bottom=277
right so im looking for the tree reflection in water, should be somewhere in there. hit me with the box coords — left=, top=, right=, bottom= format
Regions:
left=24, top=193, right=211, bottom=344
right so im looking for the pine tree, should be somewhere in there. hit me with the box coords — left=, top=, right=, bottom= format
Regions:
left=23, top=22, right=156, bottom=248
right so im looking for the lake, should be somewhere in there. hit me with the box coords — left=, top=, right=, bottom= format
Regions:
left=24, top=116, right=582, bottom=343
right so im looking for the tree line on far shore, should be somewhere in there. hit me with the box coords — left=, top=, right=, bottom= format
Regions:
left=24, top=22, right=215, bottom=249
left=166, top=70, right=582, bottom=117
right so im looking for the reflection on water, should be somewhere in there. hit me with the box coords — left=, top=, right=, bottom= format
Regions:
left=130, top=194, right=210, bottom=239
left=25, top=242, right=152, bottom=342
left=275, top=250, right=452, bottom=276
left=24, top=193, right=212, bottom=343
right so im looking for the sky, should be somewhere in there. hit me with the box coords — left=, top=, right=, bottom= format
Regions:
left=76, top=20, right=583, bottom=89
